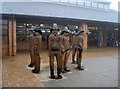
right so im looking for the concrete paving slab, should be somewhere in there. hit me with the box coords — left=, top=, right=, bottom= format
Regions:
left=32, top=57, right=118, bottom=87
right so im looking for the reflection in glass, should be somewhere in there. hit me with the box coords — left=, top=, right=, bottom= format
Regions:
left=104, top=4, right=109, bottom=9
left=61, top=0, right=68, bottom=3
left=85, top=1, right=91, bottom=7
left=92, top=2, right=97, bottom=8
left=98, top=3, right=104, bottom=9
left=77, top=1, right=84, bottom=6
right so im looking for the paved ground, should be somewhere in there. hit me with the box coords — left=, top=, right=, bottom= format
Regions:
left=33, top=56, right=118, bottom=87
left=1, top=47, right=118, bottom=88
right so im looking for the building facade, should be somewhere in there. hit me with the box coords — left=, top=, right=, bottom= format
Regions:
left=0, top=1, right=118, bottom=56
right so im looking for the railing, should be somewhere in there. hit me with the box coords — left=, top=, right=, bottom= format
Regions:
left=36, top=0, right=110, bottom=10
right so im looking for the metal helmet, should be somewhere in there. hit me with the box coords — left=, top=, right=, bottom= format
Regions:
left=53, top=23, right=58, bottom=29
left=75, top=28, right=84, bottom=36
left=61, top=26, right=70, bottom=35
left=50, top=23, right=59, bottom=33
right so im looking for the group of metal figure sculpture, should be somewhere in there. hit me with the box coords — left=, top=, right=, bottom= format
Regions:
left=28, top=23, right=85, bottom=79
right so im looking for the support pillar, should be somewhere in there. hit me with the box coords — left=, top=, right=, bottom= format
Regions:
left=8, top=19, right=16, bottom=56
left=8, top=20, right=12, bottom=56
left=82, top=24, right=88, bottom=50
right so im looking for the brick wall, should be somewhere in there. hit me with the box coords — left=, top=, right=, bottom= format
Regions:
left=13, top=20, right=16, bottom=55
left=8, top=19, right=16, bottom=56
left=8, top=20, right=12, bottom=56
left=82, top=24, right=88, bottom=50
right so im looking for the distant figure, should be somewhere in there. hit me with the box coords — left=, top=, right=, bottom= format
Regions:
left=28, top=29, right=42, bottom=74
left=72, top=28, right=84, bottom=70
left=28, top=30, right=34, bottom=68
left=98, top=31, right=103, bottom=47
left=60, top=27, right=71, bottom=73
left=71, top=29, right=79, bottom=64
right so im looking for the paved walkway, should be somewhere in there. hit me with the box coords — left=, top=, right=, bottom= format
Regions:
left=35, top=57, right=118, bottom=87
left=1, top=47, right=118, bottom=88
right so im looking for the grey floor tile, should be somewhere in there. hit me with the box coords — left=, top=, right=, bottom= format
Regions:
left=33, top=56, right=118, bottom=87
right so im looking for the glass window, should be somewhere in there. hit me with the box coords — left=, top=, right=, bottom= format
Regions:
left=33, top=0, right=59, bottom=2
left=2, top=20, right=8, bottom=25
left=78, top=1, right=85, bottom=6
left=0, top=20, right=2, bottom=25
left=16, top=27, right=29, bottom=42
left=61, top=0, right=69, bottom=3
left=2, top=24, right=8, bottom=30
left=51, top=0, right=59, bottom=2
left=69, top=0, right=76, bottom=4
left=92, top=2, right=97, bottom=8
left=85, top=1, right=91, bottom=7
left=0, top=26, right=1, bottom=34
left=2, top=24, right=8, bottom=36
left=1, top=20, right=8, bottom=45
left=104, top=4, right=109, bottom=9
left=98, top=3, right=104, bottom=9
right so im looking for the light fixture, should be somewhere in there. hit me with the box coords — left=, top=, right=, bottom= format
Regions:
left=47, top=30, right=50, bottom=32
left=18, top=26, right=24, bottom=27
left=42, top=30, right=45, bottom=33
left=115, top=28, right=118, bottom=31
left=24, top=23, right=26, bottom=26
left=27, top=24, right=29, bottom=26
left=40, top=24, right=44, bottom=27
left=75, top=26, right=78, bottom=29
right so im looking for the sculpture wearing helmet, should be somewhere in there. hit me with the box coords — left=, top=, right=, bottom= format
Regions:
left=48, top=23, right=64, bottom=79
left=71, top=27, right=84, bottom=70
left=60, top=26, right=71, bottom=73
left=28, top=25, right=42, bottom=74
